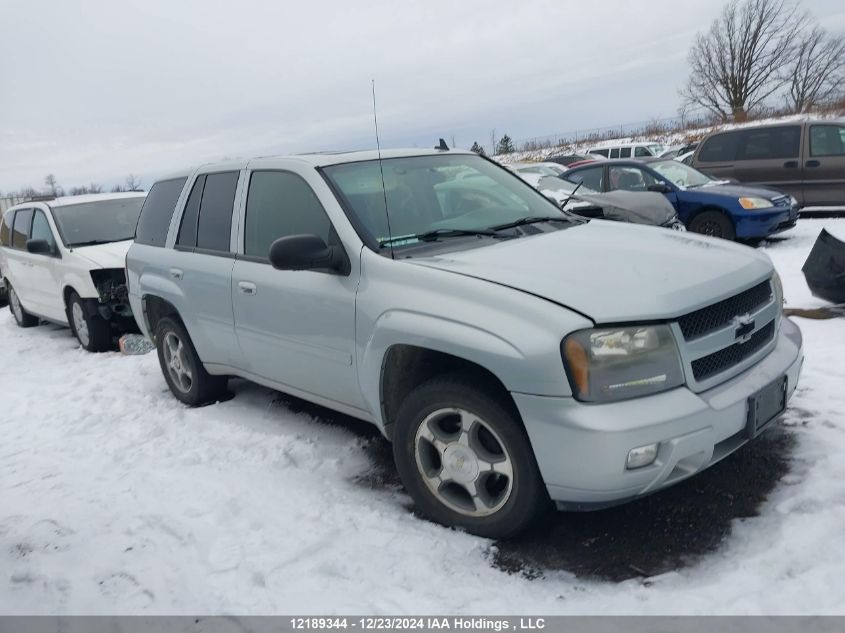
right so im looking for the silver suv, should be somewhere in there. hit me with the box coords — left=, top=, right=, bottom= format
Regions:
left=126, top=149, right=804, bottom=538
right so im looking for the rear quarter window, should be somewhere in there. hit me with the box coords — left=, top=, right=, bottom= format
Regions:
left=698, top=132, right=739, bottom=162
left=135, top=177, right=187, bottom=247
left=0, top=210, right=14, bottom=246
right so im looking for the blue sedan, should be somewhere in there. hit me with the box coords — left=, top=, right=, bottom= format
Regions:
left=564, top=158, right=799, bottom=241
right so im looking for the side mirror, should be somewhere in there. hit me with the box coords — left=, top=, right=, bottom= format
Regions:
left=268, top=234, right=347, bottom=274
left=647, top=182, right=672, bottom=194
left=26, top=238, right=52, bottom=255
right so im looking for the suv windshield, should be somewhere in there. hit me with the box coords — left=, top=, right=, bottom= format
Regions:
left=651, top=160, right=712, bottom=188
left=51, top=197, right=145, bottom=247
left=322, top=154, right=572, bottom=250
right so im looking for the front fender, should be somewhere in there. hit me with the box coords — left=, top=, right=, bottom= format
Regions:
left=358, top=308, right=581, bottom=429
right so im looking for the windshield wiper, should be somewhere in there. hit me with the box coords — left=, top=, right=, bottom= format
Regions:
left=378, top=228, right=502, bottom=248
left=488, top=216, right=572, bottom=232
left=69, top=239, right=120, bottom=248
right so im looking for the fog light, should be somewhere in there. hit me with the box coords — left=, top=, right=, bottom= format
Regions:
left=626, top=443, right=659, bottom=469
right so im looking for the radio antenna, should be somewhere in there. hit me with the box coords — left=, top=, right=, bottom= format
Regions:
left=372, top=79, right=395, bottom=260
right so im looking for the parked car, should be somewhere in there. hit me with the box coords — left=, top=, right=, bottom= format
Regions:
left=565, top=158, right=799, bottom=240
left=546, top=153, right=598, bottom=166
left=587, top=142, right=664, bottom=159
left=660, top=142, right=699, bottom=159
left=676, top=150, right=696, bottom=165
left=126, top=149, right=803, bottom=538
left=691, top=120, right=845, bottom=207
left=505, top=162, right=568, bottom=186
left=0, top=192, right=145, bottom=350
left=537, top=175, right=685, bottom=229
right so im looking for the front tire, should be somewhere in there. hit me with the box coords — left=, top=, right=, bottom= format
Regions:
left=393, top=375, right=548, bottom=539
left=68, top=291, right=111, bottom=352
left=689, top=210, right=736, bottom=241
left=155, top=317, right=227, bottom=406
left=8, top=284, right=38, bottom=328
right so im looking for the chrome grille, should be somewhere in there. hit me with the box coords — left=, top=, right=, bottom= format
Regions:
left=678, top=280, right=772, bottom=340
left=691, top=320, right=776, bottom=381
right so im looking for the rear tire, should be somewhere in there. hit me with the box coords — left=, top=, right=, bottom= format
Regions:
left=67, top=291, right=111, bottom=352
left=392, top=374, right=549, bottom=539
left=689, top=210, right=736, bottom=241
left=155, top=316, right=227, bottom=406
left=8, top=284, right=38, bottom=328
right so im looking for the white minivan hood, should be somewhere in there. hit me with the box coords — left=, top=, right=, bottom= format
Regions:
left=71, top=240, right=132, bottom=269
left=409, top=220, right=773, bottom=323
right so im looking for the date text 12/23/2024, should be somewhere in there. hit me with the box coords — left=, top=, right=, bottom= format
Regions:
left=290, top=617, right=546, bottom=631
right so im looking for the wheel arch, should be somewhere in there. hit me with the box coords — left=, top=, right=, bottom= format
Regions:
left=378, top=344, right=521, bottom=441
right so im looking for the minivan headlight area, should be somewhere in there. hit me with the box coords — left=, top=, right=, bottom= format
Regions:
left=562, top=325, right=684, bottom=402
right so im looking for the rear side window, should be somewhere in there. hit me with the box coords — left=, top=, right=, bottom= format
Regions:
left=177, top=176, right=206, bottom=248
left=698, top=132, right=739, bottom=162
left=196, top=171, right=239, bottom=252
left=737, top=126, right=800, bottom=160
left=12, top=209, right=33, bottom=249
left=0, top=210, right=14, bottom=246
left=135, top=178, right=187, bottom=246
left=568, top=166, right=603, bottom=191
left=809, top=125, right=845, bottom=157
left=619, top=147, right=632, bottom=158
left=609, top=148, right=620, bottom=158
left=244, top=171, right=332, bottom=259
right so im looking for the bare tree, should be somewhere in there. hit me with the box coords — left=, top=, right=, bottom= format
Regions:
left=125, top=174, right=142, bottom=191
left=44, top=174, right=61, bottom=197
left=786, top=26, right=845, bottom=112
left=681, top=0, right=808, bottom=121
left=88, top=182, right=103, bottom=194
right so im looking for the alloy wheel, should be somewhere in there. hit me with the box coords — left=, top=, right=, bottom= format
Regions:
left=414, top=407, right=514, bottom=517
left=9, top=288, right=23, bottom=323
left=71, top=302, right=90, bottom=347
left=163, top=331, right=193, bottom=394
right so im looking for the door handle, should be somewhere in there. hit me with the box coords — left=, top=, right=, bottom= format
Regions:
left=783, top=160, right=798, bottom=168
left=238, top=281, right=257, bottom=295
left=169, top=268, right=183, bottom=280
left=805, top=160, right=821, bottom=168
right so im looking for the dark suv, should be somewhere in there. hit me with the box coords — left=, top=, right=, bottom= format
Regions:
left=691, top=120, right=845, bottom=207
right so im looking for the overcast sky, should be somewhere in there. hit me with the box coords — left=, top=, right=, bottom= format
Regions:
left=2, top=0, right=844, bottom=192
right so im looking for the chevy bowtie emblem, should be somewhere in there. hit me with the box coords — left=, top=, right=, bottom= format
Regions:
left=733, top=315, right=755, bottom=343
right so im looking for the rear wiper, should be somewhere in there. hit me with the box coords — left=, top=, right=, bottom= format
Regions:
left=378, top=228, right=502, bottom=248
left=488, top=216, right=572, bottom=232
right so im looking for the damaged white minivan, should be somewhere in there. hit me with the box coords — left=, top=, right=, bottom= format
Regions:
left=126, top=149, right=803, bottom=538
left=0, top=192, right=145, bottom=351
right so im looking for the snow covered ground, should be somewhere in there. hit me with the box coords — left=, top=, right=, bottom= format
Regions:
left=1, top=219, right=845, bottom=615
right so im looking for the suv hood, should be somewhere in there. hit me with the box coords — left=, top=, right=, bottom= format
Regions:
left=71, top=240, right=132, bottom=269
left=409, top=221, right=772, bottom=323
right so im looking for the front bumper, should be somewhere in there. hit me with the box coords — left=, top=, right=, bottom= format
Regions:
left=514, top=317, right=803, bottom=508
left=735, top=205, right=799, bottom=238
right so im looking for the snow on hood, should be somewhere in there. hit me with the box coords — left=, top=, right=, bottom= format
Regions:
left=71, top=240, right=132, bottom=269
left=409, top=221, right=772, bottom=323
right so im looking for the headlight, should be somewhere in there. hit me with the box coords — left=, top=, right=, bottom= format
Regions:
left=562, top=325, right=684, bottom=402
left=738, top=196, right=773, bottom=210
left=772, top=271, right=784, bottom=313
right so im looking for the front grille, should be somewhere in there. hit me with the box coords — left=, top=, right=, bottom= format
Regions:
left=678, top=280, right=772, bottom=340
left=691, top=320, right=775, bottom=381
left=772, top=195, right=791, bottom=208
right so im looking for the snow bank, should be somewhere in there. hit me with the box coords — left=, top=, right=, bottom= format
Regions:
left=1, top=220, right=844, bottom=614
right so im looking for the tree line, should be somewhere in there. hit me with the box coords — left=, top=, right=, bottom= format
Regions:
left=3, top=173, right=143, bottom=200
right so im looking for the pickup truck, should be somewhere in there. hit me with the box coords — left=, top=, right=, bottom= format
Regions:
left=126, top=148, right=803, bottom=538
